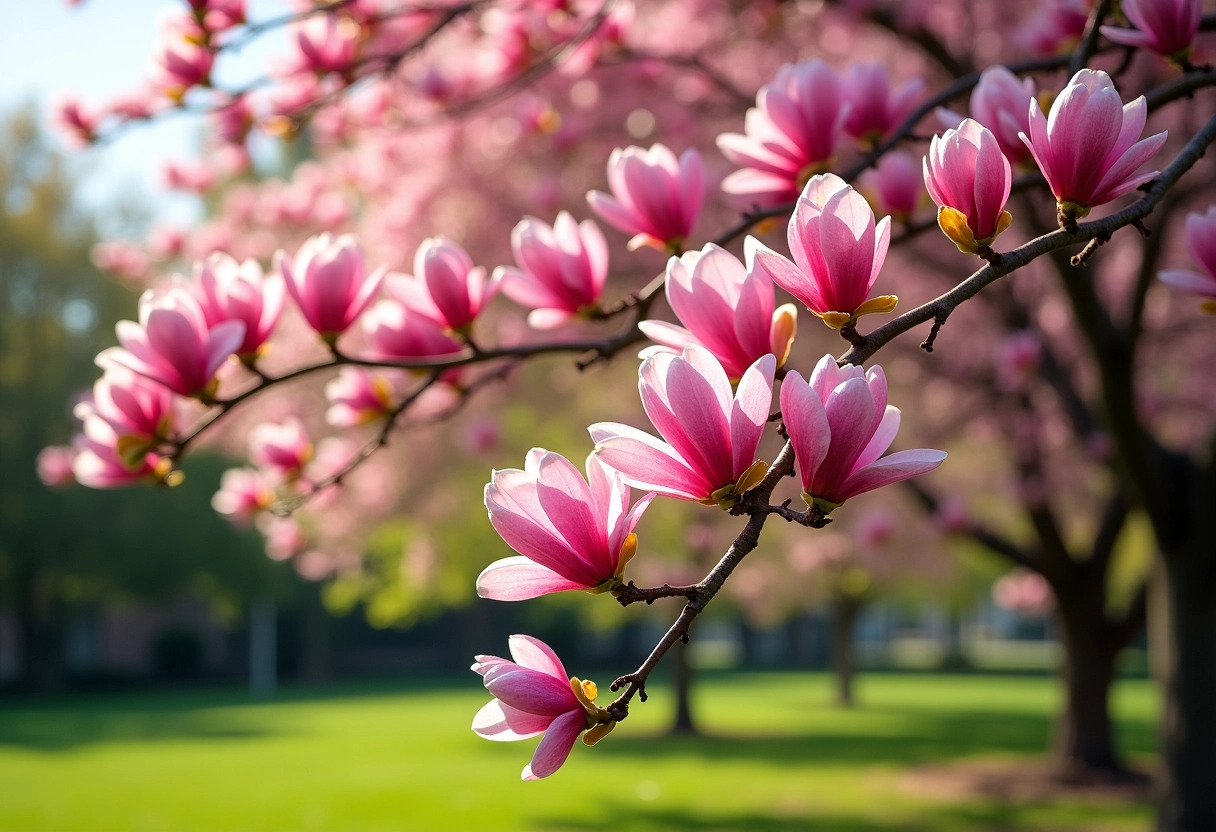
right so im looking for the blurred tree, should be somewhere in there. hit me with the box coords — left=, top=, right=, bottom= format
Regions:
left=0, top=106, right=281, bottom=691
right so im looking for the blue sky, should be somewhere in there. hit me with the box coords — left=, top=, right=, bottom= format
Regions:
left=0, top=0, right=282, bottom=234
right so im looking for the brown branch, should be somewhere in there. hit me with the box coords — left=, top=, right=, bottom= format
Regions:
left=840, top=109, right=1216, bottom=367
left=1069, top=0, right=1113, bottom=78
left=605, top=441, right=797, bottom=718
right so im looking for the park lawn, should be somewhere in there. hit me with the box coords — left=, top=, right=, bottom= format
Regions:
left=0, top=672, right=1156, bottom=832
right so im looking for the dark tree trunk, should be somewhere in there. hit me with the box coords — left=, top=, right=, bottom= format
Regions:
left=831, top=595, right=861, bottom=708
left=298, top=585, right=332, bottom=683
left=669, top=637, right=697, bottom=736
left=1054, top=595, right=1122, bottom=778
left=1157, top=535, right=1216, bottom=831
left=16, top=569, right=64, bottom=693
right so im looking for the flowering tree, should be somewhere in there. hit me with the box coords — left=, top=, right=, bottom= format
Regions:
left=51, top=0, right=1216, bottom=828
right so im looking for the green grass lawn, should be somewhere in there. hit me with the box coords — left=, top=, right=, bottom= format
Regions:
left=0, top=672, right=1156, bottom=831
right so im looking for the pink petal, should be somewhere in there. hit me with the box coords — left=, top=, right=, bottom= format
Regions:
left=590, top=422, right=708, bottom=500
left=522, top=709, right=583, bottom=780
left=508, top=634, right=568, bottom=680
left=838, top=448, right=947, bottom=501
left=780, top=371, right=830, bottom=492
left=472, top=699, right=552, bottom=741
left=729, top=353, right=776, bottom=476
left=477, top=557, right=590, bottom=600
left=484, top=668, right=576, bottom=716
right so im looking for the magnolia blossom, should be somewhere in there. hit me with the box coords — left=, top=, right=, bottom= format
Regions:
left=496, top=212, right=609, bottom=329
left=591, top=345, right=775, bottom=508
left=1100, top=0, right=1201, bottom=60
left=212, top=468, right=276, bottom=527
left=249, top=418, right=313, bottom=481
left=718, top=59, right=848, bottom=204
left=923, top=119, right=1013, bottom=254
left=1020, top=69, right=1167, bottom=225
left=1159, top=206, right=1216, bottom=314
left=964, top=66, right=1037, bottom=165
left=277, top=233, right=386, bottom=343
left=361, top=301, right=466, bottom=372
left=780, top=355, right=946, bottom=513
left=747, top=173, right=895, bottom=329
left=193, top=253, right=285, bottom=360
left=292, top=13, right=362, bottom=75
left=586, top=144, right=705, bottom=252
left=97, top=287, right=245, bottom=400
left=993, top=570, right=1054, bottom=616
left=638, top=244, right=797, bottom=380
left=858, top=150, right=924, bottom=222
left=74, top=367, right=177, bottom=468
left=478, top=450, right=654, bottom=600
left=842, top=62, right=924, bottom=146
left=325, top=366, right=401, bottom=426
left=37, top=446, right=77, bottom=488
left=154, top=41, right=214, bottom=95
left=386, top=237, right=499, bottom=334
left=72, top=417, right=169, bottom=489
left=994, top=331, right=1043, bottom=391
left=472, top=634, right=614, bottom=780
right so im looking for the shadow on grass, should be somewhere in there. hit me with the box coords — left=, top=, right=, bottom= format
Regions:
left=0, top=676, right=474, bottom=751
left=593, top=707, right=1154, bottom=766
left=533, top=808, right=922, bottom=831
left=530, top=802, right=1142, bottom=832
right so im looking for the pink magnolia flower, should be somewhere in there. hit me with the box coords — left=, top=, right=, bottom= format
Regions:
left=74, top=367, right=177, bottom=467
left=361, top=301, right=466, bottom=373
left=386, top=237, right=499, bottom=334
left=293, top=13, right=362, bottom=76
left=259, top=514, right=307, bottom=561
left=495, top=212, right=609, bottom=329
left=212, top=468, right=276, bottom=527
left=747, top=173, right=896, bottom=330
left=965, top=66, right=1037, bottom=166
left=276, top=233, right=386, bottom=343
left=638, top=243, right=797, bottom=380
left=37, top=446, right=77, bottom=488
left=249, top=418, right=313, bottom=481
left=993, top=569, right=1053, bottom=616
left=586, top=144, right=705, bottom=252
left=1019, top=69, right=1168, bottom=226
left=1159, top=206, right=1216, bottom=314
left=1018, top=0, right=1089, bottom=55
left=858, top=150, right=924, bottom=222
left=193, top=253, right=285, bottom=361
left=478, top=450, right=655, bottom=601
left=717, top=59, right=848, bottom=205
left=842, top=62, right=924, bottom=147
left=994, top=331, right=1043, bottom=391
left=71, top=418, right=171, bottom=489
left=324, top=366, right=401, bottom=426
left=780, top=354, right=946, bottom=514
left=53, top=96, right=98, bottom=147
left=590, top=344, right=775, bottom=508
left=96, top=287, right=245, bottom=400
left=923, top=119, right=1013, bottom=254
left=472, top=634, right=615, bottom=780
left=1101, top=0, right=1201, bottom=60
left=153, top=27, right=214, bottom=100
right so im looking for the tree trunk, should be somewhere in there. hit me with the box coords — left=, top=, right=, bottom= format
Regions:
left=298, top=584, right=332, bottom=683
left=1054, top=598, right=1123, bottom=778
left=1157, top=537, right=1216, bottom=831
left=831, top=595, right=861, bottom=707
left=16, top=569, right=64, bottom=693
left=669, top=637, right=697, bottom=735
